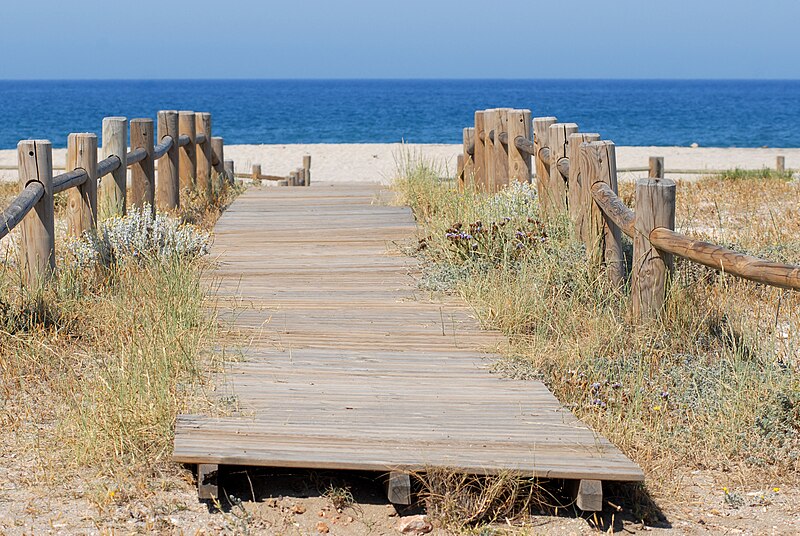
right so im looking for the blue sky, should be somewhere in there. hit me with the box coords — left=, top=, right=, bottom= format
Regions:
left=2, top=0, right=798, bottom=79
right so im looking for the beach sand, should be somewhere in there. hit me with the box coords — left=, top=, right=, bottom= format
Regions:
left=1, top=144, right=798, bottom=184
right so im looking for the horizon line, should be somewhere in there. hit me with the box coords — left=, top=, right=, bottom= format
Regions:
left=2, top=77, right=800, bottom=82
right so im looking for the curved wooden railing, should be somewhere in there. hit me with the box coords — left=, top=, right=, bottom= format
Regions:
left=456, top=108, right=799, bottom=320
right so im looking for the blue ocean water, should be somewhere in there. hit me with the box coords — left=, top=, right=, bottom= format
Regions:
left=0, top=80, right=798, bottom=149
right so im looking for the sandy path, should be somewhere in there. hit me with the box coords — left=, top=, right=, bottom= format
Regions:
left=1, top=144, right=798, bottom=184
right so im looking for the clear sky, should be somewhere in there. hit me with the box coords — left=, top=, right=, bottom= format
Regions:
left=2, top=0, right=798, bottom=79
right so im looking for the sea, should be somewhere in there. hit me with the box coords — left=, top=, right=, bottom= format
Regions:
left=0, top=79, right=798, bottom=149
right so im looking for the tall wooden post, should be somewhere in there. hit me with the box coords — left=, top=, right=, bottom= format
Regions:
left=462, top=127, right=475, bottom=188
left=631, top=178, right=676, bottom=320
left=303, top=154, right=312, bottom=186
left=18, top=140, right=55, bottom=288
left=493, top=109, right=510, bottom=190
left=66, top=133, right=98, bottom=236
left=648, top=156, right=664, bottom=179
left=156, top=110, right=179, bottom=210
left=533, top=117, right=557, bottom=217
left=483, top=109, right=498, bottom=192
left=568, top=132, right=600, bottom=241
left=776, top=155, right=785, bottom=173
left=196, top=112, right=212, bottom=198
left=178, top=111, right=196, bottom=201
left=100, top=117, right=127, bottom=219
left=130, top=118, right=155, bottom=213
left=224, top=160, right=235, bottom=185
left=211, top=136, right=225, bottom=195
left=473, top=111, right=487, bottom=191
left=580, top=140, right=625, bottom=287
left=548, top=122, right=579, bottom=213
left=507, top=109, right=532, bottom=184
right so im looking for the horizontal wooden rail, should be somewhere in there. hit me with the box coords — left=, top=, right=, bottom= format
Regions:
left=52, top=168, right=88, bottom=194
left=195, top=132, right=207, bottom=145
left=178, top=134, right=190, bottom=147
left=0, top=182, right=44, bottom=240
left=153, top=135, right=173, bottom=159
left=590, top=182, right=635, bottom=237
left=126, top=147, right=147, bottom=165
left=514, top=136, right=536, bottom=157
left=97, top=155, right=122, bottom=177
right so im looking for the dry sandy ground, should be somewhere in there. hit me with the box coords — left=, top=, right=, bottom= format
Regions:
left=1, top=144, right=799, bottom=184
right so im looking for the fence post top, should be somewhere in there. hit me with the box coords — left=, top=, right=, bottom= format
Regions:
left=569, top=132, right=599, bottom=140
left=18, top=139, right=52, bottom=147
left=582, top=139, right=614, bottom=148
left=131, top=118, right=154, bottom=124
left=551, top=122, right=579, bottom=129
left=534, top=116, right=557, bottom=122
left=178, top=110, right=195, bottom=116
left=636, top=177, right=676, bottom=188
left=103, top=116, right=127, bottom=123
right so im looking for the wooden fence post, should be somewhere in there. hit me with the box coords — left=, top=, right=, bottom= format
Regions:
left=462, top=127, right=474, bottom=189
left=631, top=178, right=676, bottom=320
left=473, top=111, right=487, bottom=190
left=568, top=132, right=600, bottom=241
left=579, top=140, right=625, bottom=287
left=252, top=164, right=261, bottom=183
left=303, top=154, right=312, bottom=186
left=533, top=116, right=557, bottom=217
left=507, top=109, right=531, bottom=184
left=178, top=111, right=196, bottom=200
left=18, top=140, right=55, bottom=288
left=493, top=109, right=510, bottom=190
left=483, top=109, right=498, bottom=192
left=100, top=117, right=127, bottom=219
left=456, top=154, right=464, bottom=189
left=648, top=156, right=664, bottom=179
left=211, top=136, right=225, bottom=195
left=66, top=133, right=97, bottom=236
left=548, top=122, right=579, bottom=213
left=224, top=160, right=235, bottom=185
left=290, top=170, right=298, bottom=186
left=130, top=118, right=155, bottom=213
left=156, top=110, right=180, bottom=211
left=776, top=155, right=785, bottom=173
left=196, top=112, right=212, bottom=198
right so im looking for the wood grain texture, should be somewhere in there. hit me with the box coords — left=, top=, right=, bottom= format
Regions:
left=99, top=117, right=127, bottom=219
left=533, top=117, right=557, bottom=217
left=130, top=119, right=155, bottom=213
left=548, top=123, right=578, bottom=214
left=483, top=110, right=498, bottom=192
left=462, top=127, right=475, bottom=188
left=156, top=111, right=180, bottom=210
left=18, top=140, right=54, bottom=287
left=211, top=137, right=225, bottom=195
left=66, top=133, right=97, bottom=236
left=568, top=132, right=600, bottom=241
left=178, top=111, right=197, bottom=201
left=493, top=109, right=510, bottom=190
left=473, top=111, right=487, bottom=191
left=303, top=154, right=312, bottom=186
left=172, top=183, right=644, bottom=483
left=648, top=156, right=664, bottom=179
left=507, top=109, right=531, bottom=184
left=224, top=160, right=235, bottom=185
left=195, top=112, right=212, bottom=198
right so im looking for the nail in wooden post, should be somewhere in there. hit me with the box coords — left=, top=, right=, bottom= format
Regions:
left=776, top=155, right=785, bottom=173
left=568, top=132, right=600, bottom=241
left=100, top=117, right=127, bottom=219
left=224, top=160, right=235, bottom=185
left=648, top=156, right=664, bottom=179
left=493, top=109, right=510, bottom=190
left=130, top=118, right=155, bottom=214
left=195, top=112, right=212, bottom=198
left=178, top=111, right=196, bottom=200
left=632, top=178, right=676, bottom=320
left=548, top=122, right=579, bottom=213
left=533, top=117, right=557, bottom=217
left=580, top=140, right=625, bottom=287
left=461, top=127, right=474, bottom=189
left=303, top=154, right=312, bottom=186
left=251, top=164, right=262, bottom=183
left=473, top=111, right=487, bottom=190
left=211, top=136, right=225, bottom=195
left=507, top=109, right=532, bottom=184
left=483, top=109, right=498, bottom=192
left=18, top=140, right=55, bottom=287
left=157, top=110, right=180, bottom=211
left=66, top=133, right=98, bottom=236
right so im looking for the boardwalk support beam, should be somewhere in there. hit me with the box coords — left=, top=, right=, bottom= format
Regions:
left=197, top=463, right=219, bottom=500
left=385, top=472, right=411, bottom=505
left=574, top=479, right=603, bottom=512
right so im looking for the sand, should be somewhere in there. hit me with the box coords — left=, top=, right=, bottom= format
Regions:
left=1, top=144, right=798, bottom=184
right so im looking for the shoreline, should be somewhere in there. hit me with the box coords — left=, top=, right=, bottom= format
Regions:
left=1, top=144, right=798, bottom=184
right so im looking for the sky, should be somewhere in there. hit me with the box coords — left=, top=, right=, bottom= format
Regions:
left=1, top=0, right=798, bottom=79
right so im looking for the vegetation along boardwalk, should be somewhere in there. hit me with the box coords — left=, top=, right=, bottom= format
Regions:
left=172, top=182, right=644, bottom=510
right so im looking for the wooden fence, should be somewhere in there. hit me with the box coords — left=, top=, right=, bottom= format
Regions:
left=0, top=110, right=311, bottom=289
left=457, top=108, right=800, bottom=320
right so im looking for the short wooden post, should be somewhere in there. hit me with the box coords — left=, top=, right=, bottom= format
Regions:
left=473, top=111, right=487, bottom=190
left=18, top=140, right=55, bottom=288
left=507, top=109, right=532, bottom=184
left=776, top=155, right=785, bottom=173
left=548, top=122, right=579, bottom=213
left=384, top=472, right=411, bottom=505
left=224, top=160, right=235, bottom=185
left=483, top=109, right=498, bottom=192
left=195, top=112, right=212, bottom=198
left=197, top=463, right=219, bottom=500
left=494, top=109, right=510, bottom=190
left=303, top=154, right=312, bottom=186
left=99, top=117, right=127, bottom=219
left=211, top=136, right=225, bottom=195
left=178, top=111, right=196, bottom=199
left=580, top=140, right=625, bottom=287
left=66, top=133, right=98, bottom=236
left=631, top=178, right=676, bottom=320
left=575, top=480, right=603, bottom=512
left=568, top=132, right=600, bottom=241
left=251, top=164, right=262, bottom=183
left=156, top=110, right=180, bottom=211
left=130, top=118, right=155, bottom=213
left=533, top=116, right=557, bottom=217
left=462, top=127, right=475, bottom=188
left=648, top=156, right=664, bottom=179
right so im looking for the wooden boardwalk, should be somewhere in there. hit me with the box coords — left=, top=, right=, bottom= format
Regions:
left=173, top=183, right=643, bottom=505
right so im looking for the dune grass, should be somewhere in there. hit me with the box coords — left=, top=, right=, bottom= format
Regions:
left=393, top=160, right=800, bottom=518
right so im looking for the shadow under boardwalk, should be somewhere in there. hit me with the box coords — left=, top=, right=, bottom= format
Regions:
left=173, top=183, right=643, bottom=498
